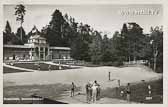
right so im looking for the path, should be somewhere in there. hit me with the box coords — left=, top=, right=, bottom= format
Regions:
left=43, top=61, right=82, bottom=68
left=57, top=91, right=136, bottom=104
left=3, top=63, right=39, bottom=72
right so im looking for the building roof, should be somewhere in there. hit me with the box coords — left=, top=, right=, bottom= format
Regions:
left=29, top=35, right=46, bottom=40
left=50, top=47, right=71, bottom=50
left=3, top=44, right=31, bottom=49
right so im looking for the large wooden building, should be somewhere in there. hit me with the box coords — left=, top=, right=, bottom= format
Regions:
left=3, top=34, right=71, bottom=61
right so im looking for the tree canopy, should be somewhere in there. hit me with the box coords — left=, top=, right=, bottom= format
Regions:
left=3, top=6, right=163, bottom=72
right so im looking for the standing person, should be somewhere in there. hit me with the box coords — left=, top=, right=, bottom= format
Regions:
left=126, top=83, right=131, bottom=103
left=38, top=63, right=40, bottom=71
left=71, top=82, right=75, bottom=97
left=92, top=81, right=98, bottom=103
left=48, top=64, right=51, bottom=71
left=86, top=82, right=92, bottom=103
left=95, top=81, right=101, bottom=100
left=118, top=79, right=121, bottom=87
left=88, top=81, right=92, bottom=103
left=108, top=72, right=111, bottom=81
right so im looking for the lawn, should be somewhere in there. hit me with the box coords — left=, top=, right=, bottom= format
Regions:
left=3, top=66, right=162, bottom=104
left=3, top=83, right=81, bottom=104
left=13, top=62, right=71, bottom=71
left=100, top=79, right=163, bottom=104
left=3, top=66, right=32, bottom=73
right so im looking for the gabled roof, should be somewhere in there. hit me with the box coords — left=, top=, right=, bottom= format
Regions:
left=29, top=35, right=46, bottom=40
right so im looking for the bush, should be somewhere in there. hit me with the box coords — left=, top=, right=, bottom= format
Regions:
left=100, top=61, right=123, bottom=67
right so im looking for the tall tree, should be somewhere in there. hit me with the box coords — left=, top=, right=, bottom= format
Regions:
left=121, top=23, right=145, bottom=62
left=89, top=31, right=102, bottom=64
left=101, top=35, right=112, bottom=62
left=45, top=9, right=65, bottom=46
left=15, top=4, right=26, bottom=41
left=16, top=27, right=27, bottom=44
left=3, top=21, right=12, bottom=44
left=150, top=26, right=163, bottom=72
left=111, top=31, right=126, bottom=62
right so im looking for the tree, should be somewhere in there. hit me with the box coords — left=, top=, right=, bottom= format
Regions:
left=111, top=31, right=126, bottom=62
left=15, top=4, right=26, bottom=41
left=45, top=9, right=65, bottom=46
left=101, top=35, right=112, bottom=62
left=120, top=23, right=145, bottom=62
left=150, top=26, right=163, bottom=72
left=89, top=31, right=102, bottom=64
left=16, top=27, right=27, bottom=44
left=3, top=21, right=12, bottom=44
left=70, top=23, right=92, bottom=62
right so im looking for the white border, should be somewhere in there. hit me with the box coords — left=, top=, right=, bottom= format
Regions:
left=0, top=0, right=167, bottom=107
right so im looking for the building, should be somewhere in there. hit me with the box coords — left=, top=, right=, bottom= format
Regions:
left=3, top=34, right=71, bottom=61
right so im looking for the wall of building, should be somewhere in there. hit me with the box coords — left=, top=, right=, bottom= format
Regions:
left=3, top=47, right=71, bottom=61
left=3, top=48, right=30, bottom=60
left=51, top=49, right=70, bottom=60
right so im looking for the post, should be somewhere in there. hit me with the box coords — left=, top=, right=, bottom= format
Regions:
left=108, top=72, right=111, bottom=81
left=38, top=47, right=40, bottom=60
left=43, top=47, right=45, bottom=60
left=153, top=48, right=158, bottom=72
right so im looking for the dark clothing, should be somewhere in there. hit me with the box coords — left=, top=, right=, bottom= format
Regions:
left=126, top=90, right=131, bottom=94
left=126, top=86, right=131, bottom=94
left=96, top=86, right=101, bottom=100
left=71, top=83, right=75, bottom=97
left=86, top=83, right=92, bottom=103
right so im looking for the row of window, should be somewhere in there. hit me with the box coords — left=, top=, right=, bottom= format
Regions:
left=28, top=39, right=46, bottom=44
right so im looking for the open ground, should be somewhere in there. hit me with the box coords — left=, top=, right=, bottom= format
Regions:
left=3, top=63, right=162, bottom=104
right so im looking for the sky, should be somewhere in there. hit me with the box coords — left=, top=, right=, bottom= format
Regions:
left=3, top=4, right=163, bottom=38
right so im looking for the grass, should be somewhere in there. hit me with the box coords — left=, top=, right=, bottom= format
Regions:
left=13, top=63, right=71, bottom=71
left=100, top=79, right=163, bottom=103
left=3, top=66, right=32, bottom=73
left=4, top=83, right=81, bottom=100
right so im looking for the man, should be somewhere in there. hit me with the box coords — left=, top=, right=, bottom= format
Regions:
left=86, top=82, right=92, bottom=103
left=38, top=63, right=40, bottom=71
left=118, top=79, right=121, bottom=87
left=48, top=64, right=51, bottom=71
left=126, top=83, right=131, bottom=103
left=71, top=82, right=75, bottom=97
left=92, top=81, right=98, bottom=103
left=95, top=81, right=101, bottom=100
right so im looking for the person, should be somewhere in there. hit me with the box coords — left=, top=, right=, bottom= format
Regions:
left=38, top=63, right=40, bottom=71
left=48, top=64, right=51, bottom=71
left=118, top=79, right=121, bottom=87
left=92, top=81, right=98, bottom=103
left=86, top=82, right=92, bottom=103
left=126, top=83, right=131, bottom=103
left=95, top=81, right=101, bottom=100
left=71, top=82, right=75, bottom=97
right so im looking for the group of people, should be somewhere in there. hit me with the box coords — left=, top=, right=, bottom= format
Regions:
left=70, top=81, right=101, bottom=103
left=70, top=81, right=131, bottom=104
left=85, top=80, right=101, bottom=103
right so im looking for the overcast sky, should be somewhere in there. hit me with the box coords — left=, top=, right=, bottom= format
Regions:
left=3, top=4, right=162, bottom=38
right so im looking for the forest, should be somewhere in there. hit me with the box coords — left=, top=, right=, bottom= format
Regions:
left=3, top=5, right=163, bottom=72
